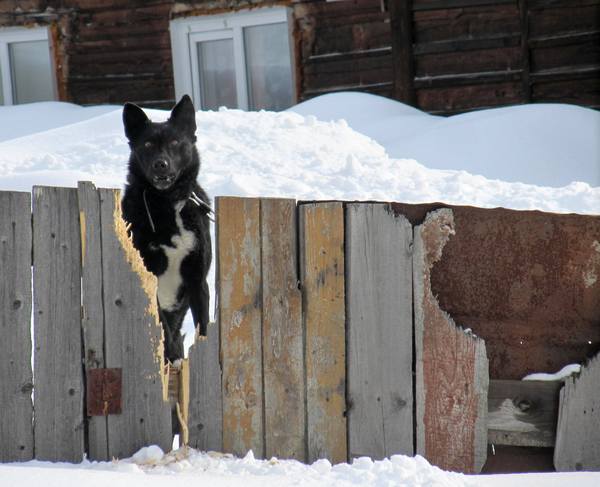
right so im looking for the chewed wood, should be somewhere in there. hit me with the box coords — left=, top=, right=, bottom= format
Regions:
left=261, top=198, right=306, bottom=461
left=32, top=186, right=85, bottom=462
left=77, top=182, right=109, bottom=460
left=554, top=353, right=600, bottom=471
left=299, top=202, right=346, bottom=464
left=188, top=322, right=223, bottom=452
left=100, top=188, right=172, bottom=459
left=0, top=191, right=33, bottom=462
left=346, top=204, right=414, bottom=460
left=414, top=208, right=488, bottom=473
left=217, top=197, right=264, bottom=458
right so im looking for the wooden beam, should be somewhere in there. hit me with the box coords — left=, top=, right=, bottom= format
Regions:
left=32, top=186, right=85, bottom=462
left=261, top=198, right=306, bottom=461
left=0, top=190, right=33, bottom=462
left=299, top=202, right=347, bottom=464
left=217, top=197, right=264, bottom=458
left=389, top=0, right=416, bottom=105
left=519, top=0, right=532, bottom=102
left=488, top=379, right=561, bottom=448
left=555, top=353, right=600, bottom=471
left=414, top=208, right=488, bottom=474
left=346, top=203, right=414, bottom=460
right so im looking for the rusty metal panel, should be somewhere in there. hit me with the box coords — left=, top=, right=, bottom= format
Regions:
left=392, top=202, right=600, bottom=380
left=87, top=368, right=122, bottom=417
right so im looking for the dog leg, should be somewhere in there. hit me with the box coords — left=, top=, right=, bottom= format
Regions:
left=189, top=279, right=210, bottom=337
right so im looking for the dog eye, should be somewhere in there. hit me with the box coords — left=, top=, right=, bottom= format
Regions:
left=170, top=139, right=179, bottom=146
left=144, top=141, right=153, bottom=148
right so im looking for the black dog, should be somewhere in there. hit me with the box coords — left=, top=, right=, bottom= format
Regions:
left=121, top=95, right=211, bottom=363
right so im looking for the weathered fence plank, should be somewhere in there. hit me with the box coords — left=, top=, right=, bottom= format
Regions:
left=0, top=191, right=33, bottom=462
left=346, top=203, right=414, bottom=460
left=217, top=197, right=264, bottom=458
left=187, top=321, right=223, bottom=452
left=261, top=198, right=305, bottom=461
left=554, top=353, right=600, bottom=471
left=488, top=379, right=561, bottom=448
left=299, top=202, right=346, bottom=464
left=99, top=188, right=172, bottom=459
left=32, top=186, right=85, bottom=462
left=414, top=208, right=488, bottom=473
left=77, top=181, right=109, bottom=461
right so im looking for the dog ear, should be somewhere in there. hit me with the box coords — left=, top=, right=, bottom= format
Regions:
left=123, top=102, right=150, bottom=141
left=169, top=95, right=197, bottom=138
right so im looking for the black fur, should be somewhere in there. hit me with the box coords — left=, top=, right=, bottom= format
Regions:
left=121, top=95, right=211, bottom=363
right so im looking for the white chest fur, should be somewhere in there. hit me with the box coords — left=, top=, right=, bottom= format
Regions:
left=157, top=201, right=196, bottom=311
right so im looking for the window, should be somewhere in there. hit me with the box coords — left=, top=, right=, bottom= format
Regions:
left=170, top=7, right=294, bottom=111
left=0, top=26, right=55, bottom=105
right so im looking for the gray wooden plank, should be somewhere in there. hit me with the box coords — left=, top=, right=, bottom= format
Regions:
left=187, top=321, right=222, bottom=452
left=261, top=198, right=306, bottom=461
left=99, top=188, right=172, bottom=459
left=554, top=353, right=600, bottom=471
left=77, top=181, right=109, bottom=461
left=0, top=190, right=34, bottom=462
left=299, top=202, right=347, bottom=464
left=487, top=379, right=561, bottom=448
left=346, top=203, right=414, bottom=460
left=414, top=208, right=488, bottom=474
left=217, top=197, right=264, bottom=458
left=32, top=186, right=85, bottom=462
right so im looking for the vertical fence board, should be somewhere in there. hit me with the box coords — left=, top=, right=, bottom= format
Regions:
left=299, top=202, right=347, bottom=464
left=0, top=191, right=33, bottom=462
left=346, top=203, right=414, bottom=460
left=187, top=321, right=223, bottom=451
left=217, top=197, right=264, bottom=458
left=554, top=353, right=600, bottom=471
left=261, top=198, right=305, bottom=461
left=77, top=181, right=109, bottom=461
left=414, top=208, right=488, bottom=473
left=32, top=186, right=84, bottom=462
left=99, top=188, right=172, bottom=459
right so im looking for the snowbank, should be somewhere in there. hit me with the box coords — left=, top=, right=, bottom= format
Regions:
left=291, top=92, right=600, bottom=188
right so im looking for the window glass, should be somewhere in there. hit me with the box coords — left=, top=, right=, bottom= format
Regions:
left=197, top=38, right=237, bottom=111
left=9, top=40, right=54, bottom=104
left=244, top=22, right=293, bottom=111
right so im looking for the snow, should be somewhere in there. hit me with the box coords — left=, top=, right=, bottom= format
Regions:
left=291, top=92, right=600, bottom=188
left=1, top=94, right=599, bottom=485
left=522, top=363, right=582, bottom=381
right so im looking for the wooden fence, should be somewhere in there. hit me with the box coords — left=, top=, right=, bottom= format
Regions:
left=1, top=188, right=599, bottom=473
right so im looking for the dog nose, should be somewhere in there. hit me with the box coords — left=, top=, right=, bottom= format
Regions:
left=153, top=159, right=169, bottom=171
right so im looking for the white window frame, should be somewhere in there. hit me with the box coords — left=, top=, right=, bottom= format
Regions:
left=0, top=26, right=56, bottom=105
left=170, top=7, right=294, bottom=110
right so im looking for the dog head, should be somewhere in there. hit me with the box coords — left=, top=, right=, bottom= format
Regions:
left=123, top=95, right=198, bottom=191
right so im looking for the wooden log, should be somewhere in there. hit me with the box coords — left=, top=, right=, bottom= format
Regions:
left=346, top=203, right=414, bottom=460
left=217, top=197, right=264, bottom=458
left=487, top=380, right=561, bottom=447
left=77, top=181, right=109, bottom=461
left=187, top=321, right=222, bottom=452
left=554, top=353, right=600, bottom=471
left=414, top=208, right=488, bottom=473
left=99, top=188, right=172, bottom=459
left=32, top=186, right=85, bottom=462
left=261, top=198, right=305, bottom=461
left=0, top=190, right=33, bottom=462
left=299, top=202, right=346, bottom=464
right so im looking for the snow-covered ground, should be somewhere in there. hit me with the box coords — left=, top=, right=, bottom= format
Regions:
left=0, top=93, right=599, bottom=485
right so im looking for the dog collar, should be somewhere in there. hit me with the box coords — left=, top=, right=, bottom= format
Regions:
left=142, top=189, right=214, bottom=234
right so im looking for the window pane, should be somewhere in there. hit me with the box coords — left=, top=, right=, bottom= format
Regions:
left=244, top=22, right=293, bottom=111
left=9, top=40, right=54, bottom=104
left=197, top=39, right=237, bottom=111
